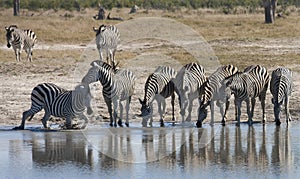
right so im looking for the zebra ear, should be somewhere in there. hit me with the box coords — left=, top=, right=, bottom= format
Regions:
left=93, top=27, right=98, bottom=32
left=5, top=27, right=9, bottom=31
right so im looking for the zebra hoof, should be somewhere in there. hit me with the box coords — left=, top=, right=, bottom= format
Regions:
left=196, top=121, right=202, bottom=128
left=12, top=126, right=24, bottom=130
left=222, top=123, right=226, bottom=127
left=109, top=123, right=114, bottom=127
left=118, top=121, right=123, bottom=127
left=160, top=123, right=165, bottom=127
left=125, top=123, right=129, bottom=127
left=235, top=123, right=240, bottom=127
left=276, top=121, right=281, bottom=126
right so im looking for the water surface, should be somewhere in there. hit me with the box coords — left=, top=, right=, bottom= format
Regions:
left=1, top=122, right=300, bottom=178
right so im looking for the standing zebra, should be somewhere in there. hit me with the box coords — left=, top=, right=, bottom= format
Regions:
left=270, top=67, right=293, bottom=125
left=13, top=83, right=93, bottom=130
left=82, top=62, right=136, bottom=127
left=223, top=65, right=270, bottom=126
left=197, top=65, right=239, bottom=128
left=5, top=25, right=37, bottom=62
left=93, top=24, right=120, bottom=67
left=174, top=62, right=207, bottom=122
left=139, top=66, right=177, bottom=127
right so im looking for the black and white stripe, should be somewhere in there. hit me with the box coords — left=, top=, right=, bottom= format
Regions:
left=5, top=25, right=37, bottom=62
left=14, top=83, right=92, bottom=130
left=197, top=65, right=238, bottom=127
left=139, top=66, right=177, bottom=127
left=270, top=67, right=293, bottom=125
left=82, top=61, right=136, bottom=127
left=174, top=62, right=207, bottom=122
left=223, top=65, right=270, bottom=126
left=93, top=25, right=120, bottom=67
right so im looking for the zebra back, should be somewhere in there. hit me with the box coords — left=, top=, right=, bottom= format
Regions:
left=270, top=67, right=292, bottom=104
left=5, top=25, right=37, bottom=47
left=225, top=65, right=269, bottom=99
left=114, top=68, right=136, bottom=100
left=143, top=66, right=176, bottom=103
left=31, top=83, right=66, bottom=110
left=175, top=62, right=206, bottom=93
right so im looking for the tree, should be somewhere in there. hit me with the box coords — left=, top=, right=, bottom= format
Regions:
left=13, top=0, right=20, bottom=16
left=263, top=0, right=277, bottom=23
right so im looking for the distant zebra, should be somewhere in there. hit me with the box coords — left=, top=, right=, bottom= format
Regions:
left=270, top=67, right=293, bottom=125
left=82, top=61, right=136, bottom=127
left=139, top=66, right=177, bottom=127
left=13, top=83, right=93, bottom=130
left=5, top=25, right=37, bottom=62
left=196, top=64, right=238, bottom=128
left=93, top=25, right=120, bottom=67
left=174, top=62, right=207, bottom=122
left=223, top=65, right=270, bottom=126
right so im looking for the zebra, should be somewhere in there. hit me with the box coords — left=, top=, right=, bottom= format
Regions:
left=93, top=24, right=120, bottom=68
left=5, top=25, right=37, bottom=62
left=270, top=67, right=293, bottom=125
left=196, top=64, right=239, bottom=128
left=81, top=61, right=136, bottom=127
left=174, top=62, right=207, bottom=122
left=139, top=66, right=177, bottom=127
left=222, top=65, right=270, bottom=126
left=13, top=83, right=93, bottom=130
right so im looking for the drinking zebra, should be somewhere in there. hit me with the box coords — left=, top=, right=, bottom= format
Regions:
left=5, top=25, right=37, bottom=62
left=196, top=65, right=239, bottom=127
left=93, top=24, right=120, bottom=68
left=270, top=67, right=293, bottom=125
left=13, top=83, right=93, bottom=130
left=222, top=65, right=270, bottom=126
left=82, top=61, right=136, bottom=127
left=139, top=66, right=177, bottom=127
left=174, top=62, right=207, bottom=122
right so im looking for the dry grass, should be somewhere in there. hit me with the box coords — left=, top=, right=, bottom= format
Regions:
left=1, top=7, right=300, bottom=69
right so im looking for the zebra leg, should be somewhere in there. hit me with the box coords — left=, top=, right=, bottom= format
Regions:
left=247, top=98, right=254, bottom=126
left=42, top=112, right=51, bottom=129
left=157, top=98, right=165, bottom=127
left=210, top=102, right=215, bottom=126
left=125, top=96, right=131, bottom=127
left=171, top=93, right=175, bottom=124
left=79, top=114, right=88, bottom=129
left=65, top=116, right=72, bottom=129
left=113, top=99, right=122, bottom=127
left=260, top=95, right=266, bottom=124
left=186, top=98, right=194, bottom=122
left=222, top=100, right=230, bottom=126
left=149, top=103, right=154, bottom=127
left=119, top=100, right=124, bottom=126
left=285, top=96, right=291, bottom=124
left=235, top=100, right=242, bottom=127
left=15, top=49, right=21, bottom=62
left=104, top=97, right=113, bottom=127
left=26, top=48, right=32, bottom=62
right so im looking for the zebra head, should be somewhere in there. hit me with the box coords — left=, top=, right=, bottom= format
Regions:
left=82, top=63, right=101, bottom=84
left=5, top=25, right=18, bottom=48
left=138, top=98, right=152, bottom=126
left=93, top=24, right=106, bottom=36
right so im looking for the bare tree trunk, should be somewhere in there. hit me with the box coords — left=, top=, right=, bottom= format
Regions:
left=13, top=0, right=20, bottom=16
left=263, top=0, right=277, bottom=23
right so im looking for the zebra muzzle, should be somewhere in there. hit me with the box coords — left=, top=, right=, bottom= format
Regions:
left=7, top=43, right=11, bottom=48
left=87, top=107, right=93, bottom=115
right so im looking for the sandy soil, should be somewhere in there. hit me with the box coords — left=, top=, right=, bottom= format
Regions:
left=1, top=34, right=300, bottom=128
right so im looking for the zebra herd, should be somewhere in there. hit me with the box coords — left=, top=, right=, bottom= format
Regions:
left=6, top=25, right=293, bottom=130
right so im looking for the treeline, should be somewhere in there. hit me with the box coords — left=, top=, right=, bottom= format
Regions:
left=1, top=0, right=300, bottom=11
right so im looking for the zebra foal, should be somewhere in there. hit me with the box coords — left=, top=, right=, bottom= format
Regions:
left=270, top=67, right=293, bottom=125
left=5, top=25, right=37, bottom=62
left=223, top=65, right=269, bottom=126
left=196, top=64, right=238, bottom=128
left=139, top=66, right=177, bottom=127
left=82, top=61, right=136, bottom=127
left=13, top=83, right=93, bottom=130
left=93, top=24, right=120, bottom=67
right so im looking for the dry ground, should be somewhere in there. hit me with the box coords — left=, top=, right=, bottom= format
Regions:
left=0, top=7, right=299, bottom=127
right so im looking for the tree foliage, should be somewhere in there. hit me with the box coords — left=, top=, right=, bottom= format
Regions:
left=0, top=0, right=300, bottom=11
